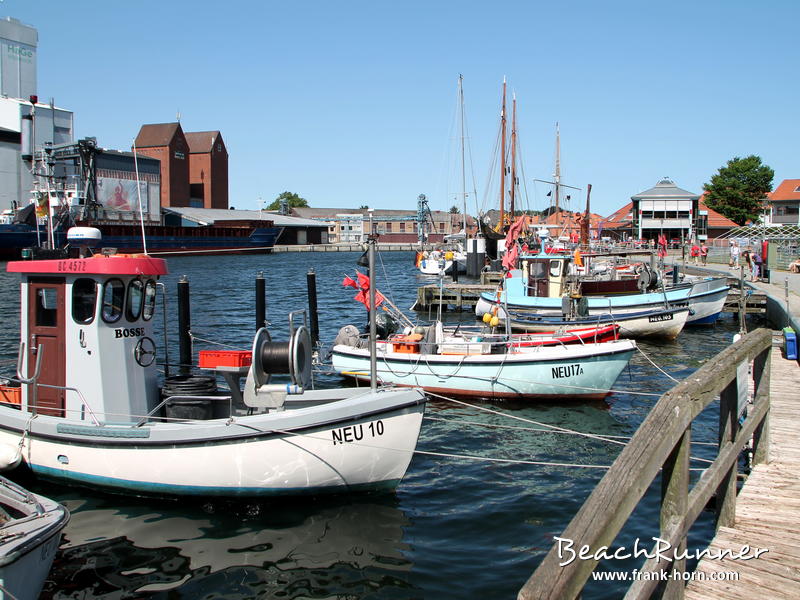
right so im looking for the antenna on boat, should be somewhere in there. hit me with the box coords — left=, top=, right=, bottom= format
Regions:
left=132, top=141, right=149, bottom=255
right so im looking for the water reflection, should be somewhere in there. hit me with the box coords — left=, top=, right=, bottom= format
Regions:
left=43, top=492, right=413, bottom=598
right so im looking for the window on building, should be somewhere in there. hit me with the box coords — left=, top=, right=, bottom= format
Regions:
left=386, top=223, right=393, bottom=232
left=439, top=222, right=445, bottom=231
left=400, top=222, right=406, bottom=232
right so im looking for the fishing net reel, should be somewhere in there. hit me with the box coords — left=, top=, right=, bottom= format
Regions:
left=243, top=324, right=312, bottom=409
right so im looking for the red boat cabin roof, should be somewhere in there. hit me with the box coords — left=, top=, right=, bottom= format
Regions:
left=6, top=254, right=169, bottom=276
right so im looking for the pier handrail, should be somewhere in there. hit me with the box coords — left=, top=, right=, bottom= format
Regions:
left=518, top=327, right=772, bottom=600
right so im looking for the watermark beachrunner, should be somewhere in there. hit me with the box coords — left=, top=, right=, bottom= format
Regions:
left=555, top=536, right=768, bottom=567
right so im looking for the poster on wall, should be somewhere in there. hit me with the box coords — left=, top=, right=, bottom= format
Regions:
left=96, top=177, right=149, bottom=213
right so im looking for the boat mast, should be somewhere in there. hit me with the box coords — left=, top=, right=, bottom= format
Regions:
left=498, top=78, right=507, bottom=231
left=554, top=122, right=561, bottom=215
left=509, top=93, right=517, bottom=222
left=459, top=75, right=467, bottom=235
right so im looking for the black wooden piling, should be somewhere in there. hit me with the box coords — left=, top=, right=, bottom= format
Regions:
left=307, top=269, right=320, bottom=345
left=256, top=271, right=266, bottom=331
left=177, top=275, right=192, bottom=375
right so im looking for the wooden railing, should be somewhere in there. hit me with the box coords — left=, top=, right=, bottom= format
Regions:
left=518, top=327, right=772, bottom=600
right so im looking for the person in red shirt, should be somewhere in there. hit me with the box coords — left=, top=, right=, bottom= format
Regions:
left=700, top=242, right=709, bottom=265
left=690, top=243, right=700, bottom=265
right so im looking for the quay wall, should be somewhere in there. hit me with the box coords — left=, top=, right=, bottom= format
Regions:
left=272, top=243, right=417, bottom=253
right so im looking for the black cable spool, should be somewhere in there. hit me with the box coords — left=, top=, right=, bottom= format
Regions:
left=258, top=341, right=293, bottom=374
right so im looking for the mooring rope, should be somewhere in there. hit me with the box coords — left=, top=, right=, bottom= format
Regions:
left=635, top=344, right=680, bottom=383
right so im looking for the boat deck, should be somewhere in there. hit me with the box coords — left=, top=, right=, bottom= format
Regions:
left=684, top=349, right=800, bottom=599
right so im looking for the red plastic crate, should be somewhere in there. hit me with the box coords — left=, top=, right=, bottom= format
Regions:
left=0, top=385, right=21, bottom=406
left=198, top=350, right=252, bottom=369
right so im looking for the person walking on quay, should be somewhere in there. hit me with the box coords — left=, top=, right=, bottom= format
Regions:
left=741, top=247, right=751, bottom=278
left=700, top=241, right=709, bottom=266
left=751, top=248, right=762, bottom=281
left=690, top=242, right=700, bottom=265
left=729, top=241, right=740, bottom=268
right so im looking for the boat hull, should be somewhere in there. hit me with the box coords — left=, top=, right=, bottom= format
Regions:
left=0, top=388, right=425, bottom=497
left=332, top=341, right=636, bottom=400
left=0, top=478, right=69, bottom=600
left=506, top=307, right=690, bottom=339
left=684, top=278, right=729, bottom=325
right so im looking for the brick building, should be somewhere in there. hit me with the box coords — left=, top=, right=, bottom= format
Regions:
left=185, top=130, right=228, bottom=209
left=133, top=123, right=190, bottom=208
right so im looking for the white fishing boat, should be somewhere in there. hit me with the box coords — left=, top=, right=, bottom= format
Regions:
left=331, top=323, right=636, bottom=400
left=475, top=249, right=728, bottom=326
left=0, top=232, right=425, bottom=497
left=504, top=306, right=691, bottom=339
left=0, top=476, right=69, bottom=600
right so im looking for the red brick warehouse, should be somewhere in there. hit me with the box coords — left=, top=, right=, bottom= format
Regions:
left=185, top=130, right=228, bottom=209
left=133, top=123, right=228, bottom=209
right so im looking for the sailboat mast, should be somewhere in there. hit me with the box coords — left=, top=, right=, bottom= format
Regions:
left=459, top=75, right=467, bottom=234
left=498, top=78, right=507, bottom=230
left=554, top=122, right=561, bottom=214
left=509, top=93, right=517, bottom=220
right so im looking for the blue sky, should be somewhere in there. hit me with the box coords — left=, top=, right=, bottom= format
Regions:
left=7, top=0, right=798, bottom=218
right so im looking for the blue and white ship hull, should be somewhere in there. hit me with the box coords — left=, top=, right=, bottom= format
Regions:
left=332, top=340, right=636, bottom=400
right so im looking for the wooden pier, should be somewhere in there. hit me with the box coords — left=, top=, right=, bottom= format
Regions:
left=684, top=348, right=800, bottom=599
left=518, top=328, right=787, bottom=599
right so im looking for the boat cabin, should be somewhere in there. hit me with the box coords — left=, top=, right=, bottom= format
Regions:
left=7, top=253, right=168, bottom=422
left=507, top=252, right=571, bottom=299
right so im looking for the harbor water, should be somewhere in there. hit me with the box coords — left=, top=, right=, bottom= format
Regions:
left=0, top=251, right=762, bottom=599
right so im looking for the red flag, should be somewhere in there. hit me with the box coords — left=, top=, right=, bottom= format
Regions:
left=354, top=289, right=385, bottom=309
left=342, top=275, right=358, bottom=289
left=356, top=272, right=370, bottom=290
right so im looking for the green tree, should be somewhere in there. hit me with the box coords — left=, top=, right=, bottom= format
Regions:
left=359, top=205, right=369, bottom=210
left=265, top=191, right=309, bottom=211
left=703, top=156, right=773, bottom=226
left=449, top=205, right=459, bottom=214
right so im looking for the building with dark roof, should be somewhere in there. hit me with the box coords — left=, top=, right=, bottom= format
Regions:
left=185, top=131, right=228, bottom=209
left=133, top=122, right=190, bottom=208
left=602, top=177, right=737, bottom=241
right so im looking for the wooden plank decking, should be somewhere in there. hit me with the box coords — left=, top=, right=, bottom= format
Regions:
left=684, top=350, right=800, bottom=599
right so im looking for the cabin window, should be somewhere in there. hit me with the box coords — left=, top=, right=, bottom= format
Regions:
left=143, top=280, right=157, bottom=321
left=126, top=279, right=144, bottom=321
left=36, top=288, right=58, bottom=327
left=101, top=279, right=125, bottom=323
left=549, top=260, right=562, bottom=277
left=528, top=261, right=547, bottom=279
left=72, top=279, right=97, bottom=324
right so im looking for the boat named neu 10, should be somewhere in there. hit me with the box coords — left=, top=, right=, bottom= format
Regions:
left=1, top=241, right=425, bottom=497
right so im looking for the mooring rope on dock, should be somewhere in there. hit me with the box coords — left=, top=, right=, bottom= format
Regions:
left=424, top=392, right=716, bottom=466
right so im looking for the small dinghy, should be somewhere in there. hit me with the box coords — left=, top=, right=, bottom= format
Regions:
left=0, top=476, right=69, bottom=600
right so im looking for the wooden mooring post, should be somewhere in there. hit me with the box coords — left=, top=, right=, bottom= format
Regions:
left=518, top=328, right=773, bottom=600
